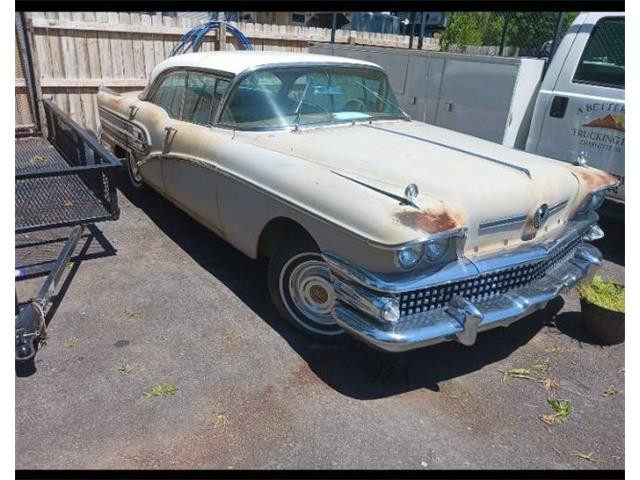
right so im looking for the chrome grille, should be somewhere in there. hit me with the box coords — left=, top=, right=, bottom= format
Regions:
left=399, top=236, right=582, bottom=316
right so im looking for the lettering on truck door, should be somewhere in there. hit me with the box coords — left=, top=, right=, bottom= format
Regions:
left=530, top=13, right=625, bottom=201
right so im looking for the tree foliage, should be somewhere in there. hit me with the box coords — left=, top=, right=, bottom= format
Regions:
left=442, top=12, right=579, bottom=52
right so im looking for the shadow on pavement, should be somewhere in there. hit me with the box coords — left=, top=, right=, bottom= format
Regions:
left=15, top=224, right=116, bottom=378
left=594, top=213, right=624, bottom=267
left=119, top=178, right=567, bottom=399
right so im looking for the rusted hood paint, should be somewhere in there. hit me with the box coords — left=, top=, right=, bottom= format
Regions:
left=246, top=119, right=600, bottom=253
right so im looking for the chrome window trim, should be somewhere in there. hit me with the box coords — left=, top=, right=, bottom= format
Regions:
left=140, top=66, right=236, bottom=101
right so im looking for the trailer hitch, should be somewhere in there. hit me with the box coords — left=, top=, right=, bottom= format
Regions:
left=15, top=301, right=45, bottom=361
left=15, top=225, right=84, bottom=362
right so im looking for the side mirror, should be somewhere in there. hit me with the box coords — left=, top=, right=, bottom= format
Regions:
left=538, top=39, right=553, bottom=58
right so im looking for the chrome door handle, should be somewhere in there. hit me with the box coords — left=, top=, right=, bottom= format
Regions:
left=163, top=126, right=177, bottom=152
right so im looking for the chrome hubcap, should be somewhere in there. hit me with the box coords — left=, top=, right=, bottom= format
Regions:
left=128, top=154, right=142, bottom=182
left=280, top=255, right=342, bottom=335
left=289, top=260, right=336, bottom=324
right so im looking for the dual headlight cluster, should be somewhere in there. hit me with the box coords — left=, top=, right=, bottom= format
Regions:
left=576, top=189, right=606, bottom=216
left=395, top=237, right=450, bottom=270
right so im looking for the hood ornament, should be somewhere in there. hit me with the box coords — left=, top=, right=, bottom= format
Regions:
left=533, top=203, right=549, bottom=230
left=404, top=183, right=419, bottom=206
left=576, top=151, right=588, bottom=166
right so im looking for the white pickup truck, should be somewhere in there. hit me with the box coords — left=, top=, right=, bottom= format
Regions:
left=526, top=12, right=625, bottom=206
left=311, top=12, right=625, bottom=210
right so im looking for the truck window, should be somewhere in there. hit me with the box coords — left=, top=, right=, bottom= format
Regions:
left=573, top=17, right=624, bottom=89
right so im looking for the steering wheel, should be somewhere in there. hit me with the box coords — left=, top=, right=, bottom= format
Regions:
left=342, top=98, right=367, bottom=112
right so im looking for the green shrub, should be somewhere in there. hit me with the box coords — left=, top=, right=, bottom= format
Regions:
left=578, top=275, right=625, bottom=313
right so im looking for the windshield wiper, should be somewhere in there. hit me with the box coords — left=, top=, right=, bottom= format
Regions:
left=293, top=81, right=333, bottom=131
left=355, top=81, right=410, bottom=121
left=293, top=80, right=312, bottom=131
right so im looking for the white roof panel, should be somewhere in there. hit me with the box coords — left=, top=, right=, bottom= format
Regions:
left=147, top=50, right=381, bottom=85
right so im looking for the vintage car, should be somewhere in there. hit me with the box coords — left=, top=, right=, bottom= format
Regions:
left=97, top=51, right=618, bottom=351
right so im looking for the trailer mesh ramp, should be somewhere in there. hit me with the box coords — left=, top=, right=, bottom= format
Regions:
left=15, top=137, right=111, bottom=233
left=15, top=226, right=108, bottom=273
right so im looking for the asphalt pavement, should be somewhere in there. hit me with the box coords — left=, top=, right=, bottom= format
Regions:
left=15, top=178, right=625, bottom=469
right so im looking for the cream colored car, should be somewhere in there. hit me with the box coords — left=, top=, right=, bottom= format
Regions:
left=98, top=51, right=618, bottom=351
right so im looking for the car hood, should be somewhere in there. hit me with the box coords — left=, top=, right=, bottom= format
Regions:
left=245, top=120, right=595, bottom=255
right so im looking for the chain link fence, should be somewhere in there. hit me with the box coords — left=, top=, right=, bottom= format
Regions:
left=441, top=12, right=579, bottom=57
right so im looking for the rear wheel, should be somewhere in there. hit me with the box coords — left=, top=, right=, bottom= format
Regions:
left=124, top=150, right=145, bottom=190
left=268, top=237, right=348, bottom=340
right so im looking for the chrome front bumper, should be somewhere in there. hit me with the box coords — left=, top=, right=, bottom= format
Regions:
left=324, top=221, right=603, bottom=352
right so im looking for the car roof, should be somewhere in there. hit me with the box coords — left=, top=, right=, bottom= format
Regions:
left=147, top=50, right=381, bottom=84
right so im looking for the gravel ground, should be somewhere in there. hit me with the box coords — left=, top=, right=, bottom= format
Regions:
left=15, top=180, right=625, bottom=470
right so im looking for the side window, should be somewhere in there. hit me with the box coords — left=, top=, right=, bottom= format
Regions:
left=168, top=73, right=232, bottom=126
left=212, top=78, right=230, bottom=120
left=573, top=17, right=624, bottom=89
left=182, top=72, right=217, bottom=125
left=150, top=71, right=187, bottom=119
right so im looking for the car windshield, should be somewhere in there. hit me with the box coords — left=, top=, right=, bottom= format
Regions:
left=219, top=65, right=407, bottom=129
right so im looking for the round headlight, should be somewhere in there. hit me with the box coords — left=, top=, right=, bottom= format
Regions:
left=591, top=190, right=605, bottom=210
left=395, top=244, right=424, bottom=269
left=425, top=238, right=449, bottom=261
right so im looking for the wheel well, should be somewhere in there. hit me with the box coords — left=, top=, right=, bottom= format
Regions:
left=257, top=217, right=317, bottom=258
left=112, top=144, right=128, bottom=160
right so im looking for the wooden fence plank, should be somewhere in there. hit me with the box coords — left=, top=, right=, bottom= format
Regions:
left=140, top=14, right=156, bottom=78
left=151, top=14, right=165, bottom=65
left=24, top=13, right=444, bottom=130
left=118, top=12, right=135, bottom=81
left=108, top=12, right=124, bottom=79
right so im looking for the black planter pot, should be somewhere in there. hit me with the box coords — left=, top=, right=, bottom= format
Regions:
left=580, top=295, right=625, bottom=345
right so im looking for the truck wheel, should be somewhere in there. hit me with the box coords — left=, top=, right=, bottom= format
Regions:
left=268, top=237, right=348, bottom=341
left=124, top=151, right=145, bottom=190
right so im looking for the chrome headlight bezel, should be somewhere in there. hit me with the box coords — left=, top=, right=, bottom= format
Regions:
left=395, top=243, right=425, bottom=270
left=576, top=189, right=607, bottom=217
left=591, top=189, right=606, bottom=210
left=425, top=237, right=450, bottom=262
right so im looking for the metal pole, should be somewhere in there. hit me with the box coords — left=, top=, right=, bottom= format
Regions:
left=417, top=12, right=427, bottom=50
left=549, top=12, right=566, bottom=62
left=331, top=12, right=337, bottom=43
left=499, top=12, right=511, bottom=56
left=408, top=11, right=417, bottom=49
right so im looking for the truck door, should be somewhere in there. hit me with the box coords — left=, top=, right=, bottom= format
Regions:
left=526, top=13, right=625, bottom=201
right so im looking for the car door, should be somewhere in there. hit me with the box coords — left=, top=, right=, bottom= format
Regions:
left=161, top=71, right=233, bottom=236
left=527, top=13, right=625, bottom=200
left=130, top=70, right=188, bottom=192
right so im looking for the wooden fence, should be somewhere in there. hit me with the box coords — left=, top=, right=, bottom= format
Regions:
left=21, top=12, right=441, bottom=132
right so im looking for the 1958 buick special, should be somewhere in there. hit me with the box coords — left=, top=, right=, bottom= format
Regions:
left=98, top=51, right=618, bottom=351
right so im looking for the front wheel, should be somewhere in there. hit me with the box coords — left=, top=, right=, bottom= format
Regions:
left=268, top=238, right=348, bottom=341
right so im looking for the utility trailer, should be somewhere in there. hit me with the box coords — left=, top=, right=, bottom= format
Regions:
left=15, top=98, right=121, bottom=362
